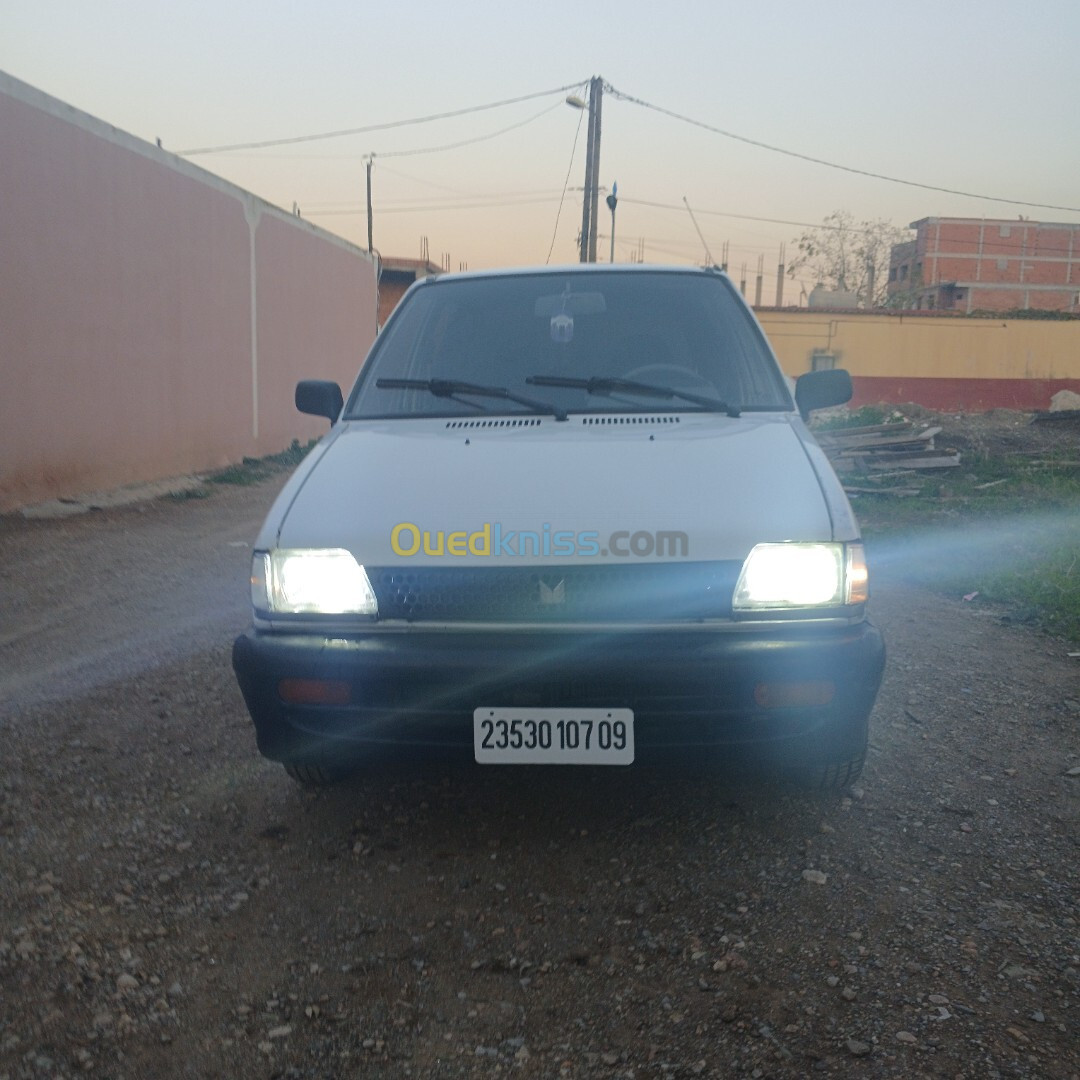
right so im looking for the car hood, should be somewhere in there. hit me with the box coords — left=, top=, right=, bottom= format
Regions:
left=269, top=414, right=838, bottom=565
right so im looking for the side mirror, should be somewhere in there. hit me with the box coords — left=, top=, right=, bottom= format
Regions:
left=295, top=380, right=344, bottom=425
left=795, top=369, right=853, bottom=419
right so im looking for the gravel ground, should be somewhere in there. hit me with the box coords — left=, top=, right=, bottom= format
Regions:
left=1, top=433, right=1078, bottom=1079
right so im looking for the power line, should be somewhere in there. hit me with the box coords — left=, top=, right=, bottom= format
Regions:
left=178, top=80, right=587, bottom=156
left=619, top=197, right=863, bottom=234
left=374, top=100, right=564, bottom=160
left=308, top=187, right=566, bottom=211
left=363, top=162, right=472, bottom=195
left=618, top=234, right=784, bottom=258
left=606, top=84, right=1080, bottom=216
left=547, top=103, right=587, bottom=264
left=621, top=199, right=1080, bottom=256
left=307, top=194, right=563, bottom=216
left=185, top=109, right=564, bottom=162
left=619, top=238, right=699, bottom=264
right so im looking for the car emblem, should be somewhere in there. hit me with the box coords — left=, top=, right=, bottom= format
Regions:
left=538, top=579, right=566, bottom=605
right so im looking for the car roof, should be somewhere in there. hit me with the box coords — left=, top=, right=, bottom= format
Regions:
left=412, top=263, right=730, bottom=288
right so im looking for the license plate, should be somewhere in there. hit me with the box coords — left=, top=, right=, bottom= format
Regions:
left=473, top=707, right=635, bottom=765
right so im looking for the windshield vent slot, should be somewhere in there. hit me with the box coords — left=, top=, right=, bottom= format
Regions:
left=581, top=415, right=681, bottom=426
left=444, top=418, right=544, bottom=430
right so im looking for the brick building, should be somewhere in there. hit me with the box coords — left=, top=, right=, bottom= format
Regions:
left=887, top=217, right=1080, bottom=314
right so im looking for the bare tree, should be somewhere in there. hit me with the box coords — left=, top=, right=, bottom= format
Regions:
left=788, top=210, right=911, bottom=308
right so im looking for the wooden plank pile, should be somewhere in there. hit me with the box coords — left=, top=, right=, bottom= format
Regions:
left=815, top=419, right=960, bottom=494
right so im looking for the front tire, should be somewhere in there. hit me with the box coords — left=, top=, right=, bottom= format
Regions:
left=788, top=748, right=866, bottom=791
left=781, top=724, right=868, bottom=791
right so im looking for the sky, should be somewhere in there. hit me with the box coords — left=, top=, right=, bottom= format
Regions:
left=4, top=0, right=1079, bottom=294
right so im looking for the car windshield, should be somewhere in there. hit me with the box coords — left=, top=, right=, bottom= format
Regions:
left=344, top=269, right=793, bottom=420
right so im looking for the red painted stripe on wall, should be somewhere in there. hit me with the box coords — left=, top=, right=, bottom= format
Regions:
left=850, top=377, right=1080, bottom=413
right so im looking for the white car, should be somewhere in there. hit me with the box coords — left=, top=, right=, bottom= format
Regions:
left=233, top=266, right=884, bottom=788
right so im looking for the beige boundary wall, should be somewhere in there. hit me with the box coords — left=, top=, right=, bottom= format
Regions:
left=0, top=72, right=377, bottom=512
left=756, top=309, right=1080, bottom=413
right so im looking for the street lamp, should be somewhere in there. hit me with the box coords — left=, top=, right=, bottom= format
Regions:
left=606, top=181, right=617, bottom=263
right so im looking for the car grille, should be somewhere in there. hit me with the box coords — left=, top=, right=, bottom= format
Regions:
left=367, top=563, right=739, bottom=622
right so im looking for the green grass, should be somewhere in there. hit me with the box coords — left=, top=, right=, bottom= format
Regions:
left=166, top=486, right=210, bottom=502
left=264, top=440, right=318, bottom=469
left=812, top=404, right=902, bottom=431
left=208, top=439, right=316, bottom=486
left=856, top=452, right=1080, bottom=641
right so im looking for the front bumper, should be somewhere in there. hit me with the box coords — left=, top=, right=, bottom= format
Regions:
left=232, top=621, right=885, bottom=767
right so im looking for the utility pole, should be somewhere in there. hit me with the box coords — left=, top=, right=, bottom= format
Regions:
left=775, top=243, right=785, bottom=307
left=587, top=78, right=602, bottom=262
left=365, top=155, right=374, bottom=253
left=578, top=77, right=604, bottom=262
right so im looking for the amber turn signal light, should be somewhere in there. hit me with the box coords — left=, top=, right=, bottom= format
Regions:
left=754, top=681, right=835, bottom=709
left=278, top=679, right=351, bottom=706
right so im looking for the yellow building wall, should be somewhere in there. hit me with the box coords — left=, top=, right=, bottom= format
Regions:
left=755, top=310, right=1080, bottom=412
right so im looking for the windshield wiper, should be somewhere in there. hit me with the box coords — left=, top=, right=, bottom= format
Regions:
left=375, top=378, right=568, bottom=421
left=526, top=374, right=740, bottom=417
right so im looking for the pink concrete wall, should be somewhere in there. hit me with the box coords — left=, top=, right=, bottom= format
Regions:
left=253, top=215, right=371, bottom=454
left=0, top=73, right=376, bottom=511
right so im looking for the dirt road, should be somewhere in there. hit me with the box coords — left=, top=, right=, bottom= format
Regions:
left=1, top=476, right=1077, bottom=1079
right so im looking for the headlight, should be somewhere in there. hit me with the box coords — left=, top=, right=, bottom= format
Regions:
left=733, top=542, right=867, bottom=610
left=252, top=549, right=378, bottom=615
